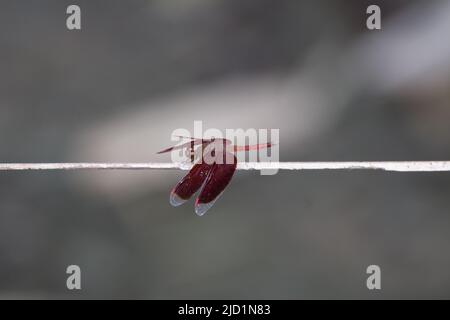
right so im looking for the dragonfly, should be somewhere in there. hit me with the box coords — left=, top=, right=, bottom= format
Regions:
left=158, top=136, right=273, bottom=216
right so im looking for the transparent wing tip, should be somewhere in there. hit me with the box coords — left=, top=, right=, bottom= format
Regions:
left=194, top=201, right=215, bottom=216
left=170, top=192, right=187, bottom=207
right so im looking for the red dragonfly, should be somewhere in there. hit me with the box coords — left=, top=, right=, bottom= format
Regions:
left=158, top=137, right=273, bottom=215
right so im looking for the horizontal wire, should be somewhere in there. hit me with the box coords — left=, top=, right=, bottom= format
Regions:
left=0, top=161, right=449, bottom=172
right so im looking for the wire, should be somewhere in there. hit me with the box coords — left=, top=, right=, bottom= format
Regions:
left=0, top=161, right=449, bottom=172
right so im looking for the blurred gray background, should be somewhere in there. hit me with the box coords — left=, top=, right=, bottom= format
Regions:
left=0, top=0, right=450, bottom=299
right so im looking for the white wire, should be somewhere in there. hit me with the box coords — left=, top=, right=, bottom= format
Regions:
left=0, top=161, right=450, bottom=172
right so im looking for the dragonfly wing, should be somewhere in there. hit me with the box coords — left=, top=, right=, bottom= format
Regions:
left=170, top=162, right=213, bottom=206
left=172, top=135, right=213, bottom=142
left=157, top=141, right=194, bottom=154
left=195, top=153, right=237, bottom=216
left=157, top=139, right=214, bottom=154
